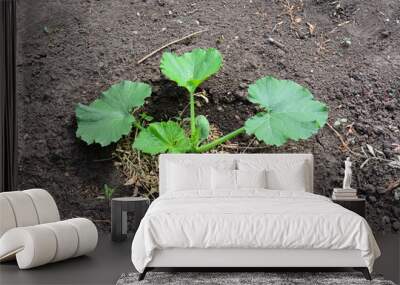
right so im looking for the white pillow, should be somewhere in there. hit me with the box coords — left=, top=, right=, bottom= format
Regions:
left=266, top=168, right=306, bottom=191
left=237, top=160, right=307, bottom=191
left=211, top=168, right=237, bottom=190
left=168, top=163, right=211, bottom=191
left=236, top=169, right=267, bottom=189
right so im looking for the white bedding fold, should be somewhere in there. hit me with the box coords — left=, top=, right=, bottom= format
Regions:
left=131, top=190, right=380, bottom=273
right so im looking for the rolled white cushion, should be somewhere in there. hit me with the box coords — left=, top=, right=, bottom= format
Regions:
left=0, top=191, right=39, bottom=227
left=0, top=189, right=60, bottom=238
left=66, top=218, right=98, bottom=257
left=0, top=196, right=17, bottom=237
left=23, top=189, right=60, bottom=224
left=0, top=226, right=57, bottom=269
left=42, top=221, right=79, bottom=262
left=0, top=218, right=98, bottom=269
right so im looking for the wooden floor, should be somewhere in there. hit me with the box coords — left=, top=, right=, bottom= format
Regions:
left=0, top=233, right=398, bottom=285
left=0, top=234, right=134, bottom=285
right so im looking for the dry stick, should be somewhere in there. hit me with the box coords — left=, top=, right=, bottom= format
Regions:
left=322, top=123, right=393, bottom=168
left=241, top=137, right=256, bottom=154
left=326, top=122, right=362, bottom=157
left=137, top=29, right=208, bottom=64
left=266, top=36, right=287, bottom=52
left=272, top=21, right=284, bottom=33
left=186, top=8, right=199, bottom=15
left=222, top=144, right=271, bottom=150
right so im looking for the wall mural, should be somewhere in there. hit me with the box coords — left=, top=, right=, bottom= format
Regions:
left=16, top=0, right=399, bottom=232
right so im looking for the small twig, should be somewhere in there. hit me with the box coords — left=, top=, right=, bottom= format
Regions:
left=272, top=21, right=284, bottom=33
left=241, top=137, right=256, bottom=153
left=222, top=143, right=272, bottom=150
left=328, top=27, right=338, bottom=34
left=316, top=34, right=331, bottom=55
left=326, top=123, right=395, bottom=169
left=387, top=179, right=400, bottom=191
left=137, top=29, right=208, bottom=64
left=186, top=8, right=199, bottom=15
left=177, top=103, right=190, bottom=119
left=338, top=20, right=351, bottom=27
left=266, top=36, right=287, bottom=51
left=326, top=122, right=362, bottom=157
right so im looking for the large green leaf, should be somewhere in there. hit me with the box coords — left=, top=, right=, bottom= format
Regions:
left=76, top=81, right=152, bottom=146
left=244, top=76, right=328, bottom=146
left=160, top=48, right=222, bottom=94
left=132, top=121, right=191, bottom=154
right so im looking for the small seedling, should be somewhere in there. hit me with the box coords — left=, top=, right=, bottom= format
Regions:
left=102, top=184, right=115, bottom=200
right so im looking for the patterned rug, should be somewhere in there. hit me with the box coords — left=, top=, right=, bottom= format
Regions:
left=116, top=272, right=396, bottom=285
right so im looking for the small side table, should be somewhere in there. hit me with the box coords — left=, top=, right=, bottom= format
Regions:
left=332, top=198, right=366, bottom=218
left=111, top=197, right=150, bottom=242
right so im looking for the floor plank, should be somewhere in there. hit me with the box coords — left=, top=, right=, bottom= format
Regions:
left=0, top=234, right=134, bottom=285
left=0, top=233, right=398, bottom=285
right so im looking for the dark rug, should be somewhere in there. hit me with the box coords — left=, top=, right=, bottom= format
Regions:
left=116, top=272, right=396, bottom=285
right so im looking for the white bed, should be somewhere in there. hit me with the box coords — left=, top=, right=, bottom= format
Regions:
left=131, top=154, right=380, bottom=280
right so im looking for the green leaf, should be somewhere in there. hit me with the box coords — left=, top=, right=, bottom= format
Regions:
left=244, top=76, right=328, bottom=146
left=103, top=184, right=115, bottom=200
left=76, top=81, right=152, bottom=146
left=160, top=48, right=222, bottom=94
left=140, top=112, right=154, bottom=122
left=132, top=121, right=191, bottom=154
left=195, top=115, right=210, bottom=143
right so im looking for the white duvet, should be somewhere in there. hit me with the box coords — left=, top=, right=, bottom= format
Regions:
left=131, top=190, right=380, bottom=273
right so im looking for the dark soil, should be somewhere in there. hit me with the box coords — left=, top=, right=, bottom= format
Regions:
left=16, top=0, right=400, bottom=232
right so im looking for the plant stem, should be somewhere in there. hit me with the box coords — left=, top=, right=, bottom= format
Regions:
left=133, top=119, right=143, bottom=130
left=190, top=92, right=196, bottom=141
left=195, top=127, right=246, bottom=153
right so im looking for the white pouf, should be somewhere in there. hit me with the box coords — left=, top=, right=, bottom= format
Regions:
left=0, top=189, right=98, bottom=269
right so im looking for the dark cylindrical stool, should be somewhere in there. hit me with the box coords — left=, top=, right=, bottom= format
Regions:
left=111, top=197, right=150, bottom=242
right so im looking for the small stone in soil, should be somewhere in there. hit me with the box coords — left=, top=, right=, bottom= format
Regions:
left=382, top=215, right=391, bottom=224
left=217, top=106, right=223, bottom=112
left=341, top=37, right=351, bottom=47
left=234, top=90, right=246, bottom=100
left=381, top=30, right=390, bottom=38
left=239, top=82, right=247, bottom=89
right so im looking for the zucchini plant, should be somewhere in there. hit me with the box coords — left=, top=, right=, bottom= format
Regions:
left=75, top=48, right=328, bottom=154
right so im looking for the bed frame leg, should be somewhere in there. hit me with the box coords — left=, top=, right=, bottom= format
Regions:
left=138, top=268, right=148, bottom=281
left=354, top=267, right=371, bottom=280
